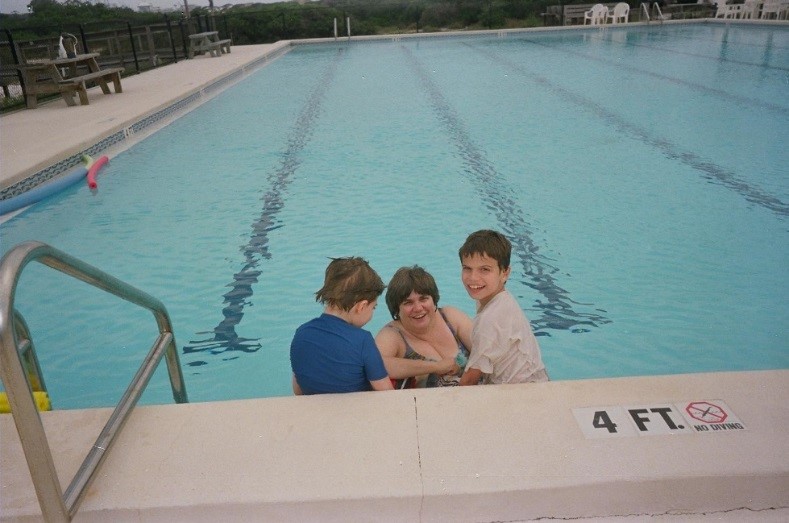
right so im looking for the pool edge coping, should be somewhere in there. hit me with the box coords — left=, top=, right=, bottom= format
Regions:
left=2, top=370, right=787, bottom=521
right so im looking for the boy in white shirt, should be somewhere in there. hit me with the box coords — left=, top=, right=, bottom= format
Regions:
left=458, top=230, right=549, bottom=385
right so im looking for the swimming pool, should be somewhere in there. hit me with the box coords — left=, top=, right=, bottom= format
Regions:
left=1, top=23, right=787, bottom=409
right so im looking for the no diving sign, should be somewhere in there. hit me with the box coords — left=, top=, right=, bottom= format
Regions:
left=683, top=401, right=746, bottom=433
left=573, top=399, right=746, bottom=439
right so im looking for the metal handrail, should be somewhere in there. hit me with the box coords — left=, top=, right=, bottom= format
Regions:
left=0, top=241, right=188, bottom=522
left=653, top=3, right=666, bottom=22
left=641, top=2, right=651, bottom=22
left=13, top=309, right=47, bottom=393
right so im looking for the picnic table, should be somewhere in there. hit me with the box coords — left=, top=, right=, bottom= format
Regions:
left=15, top=53, right=123, bottom=109
left=188, top=31, right=232, bottom=59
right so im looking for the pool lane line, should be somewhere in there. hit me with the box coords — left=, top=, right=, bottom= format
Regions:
left=539, top=26, right=789, bottom=71
left=465, top=42, right=789, bottom=219
left=598, top=31, right=789, bottom=72
left=400, top=45, right=611, bottom=336
left=183, top=48, right=345, bottom=364
left=521, top=36, right=789, bottom=116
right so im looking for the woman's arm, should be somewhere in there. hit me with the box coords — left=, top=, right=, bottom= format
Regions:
left=386, top=355, right=457, bottom=378
left=375, top=325, right=456, bottom=379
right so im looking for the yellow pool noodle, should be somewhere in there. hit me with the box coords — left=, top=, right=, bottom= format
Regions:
left=0, top=391, right=51, bottom=413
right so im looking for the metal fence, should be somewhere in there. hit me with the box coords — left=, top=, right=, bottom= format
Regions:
left=0, top=14, right=233, bottom=108
left=0, top=1, right=712, bottom=109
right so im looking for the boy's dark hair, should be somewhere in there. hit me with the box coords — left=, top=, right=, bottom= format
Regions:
left=315, top=257, right=385, bottom=311
left=458, top=230, right=511, bottom=270
left=385, top=266, right=440, bottom=319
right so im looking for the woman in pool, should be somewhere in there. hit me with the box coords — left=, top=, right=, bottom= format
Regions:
left=375, top=266, right=473, bottom=388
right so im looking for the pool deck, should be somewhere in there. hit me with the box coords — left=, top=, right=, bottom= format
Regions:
left=2, top=371, right=788, bottom=521
left=0, top=42, right=291, bottom=194
left=2, top=30, right=789, bottom=522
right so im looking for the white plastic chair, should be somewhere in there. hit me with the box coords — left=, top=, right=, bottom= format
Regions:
left=714, top=0, right=741, bottom=18
left=759, top=0, right=784, bottom=18
left=606, top=2, right=631, bottom=23
left=739, top=0, right=760, bottom=18
left=584, top=3, right=609, bottom=24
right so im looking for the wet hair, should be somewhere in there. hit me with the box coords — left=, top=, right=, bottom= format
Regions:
left=385, top=266, right=440, bottom=320
left=315, top=257, right=385, bottom=311
left=458, top=229, right=511, bottom=270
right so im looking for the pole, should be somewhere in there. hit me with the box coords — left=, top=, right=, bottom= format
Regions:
left=127, top=22, right=140, bottom=73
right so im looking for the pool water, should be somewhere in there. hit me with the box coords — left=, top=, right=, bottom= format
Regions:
left=1, top=24, right=787, bottom=409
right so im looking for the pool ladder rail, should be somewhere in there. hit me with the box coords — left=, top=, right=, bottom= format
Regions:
left=0, top=310, right=50, bottom=413
left=0, top=241, right=189, bottom=523
left=641, top=2, right=669, bottom=22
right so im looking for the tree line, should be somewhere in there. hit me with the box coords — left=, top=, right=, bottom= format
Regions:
left=1, top=0, right=556, bottom=43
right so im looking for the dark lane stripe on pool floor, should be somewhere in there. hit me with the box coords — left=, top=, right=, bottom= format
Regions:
left=183, top=49, right=345, bottom=363
left=402, top=45, right=611, bottom=336
left=590, top=32, right=789, bottom=73
left=468, top=42, right=789, bottom=219
left=524, top=36, right=789, bottom=116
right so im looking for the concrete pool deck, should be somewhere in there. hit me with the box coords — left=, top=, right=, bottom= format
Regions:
left=2, top=371, right=788, bottom=521
left=2, top=28, right=789, bottom=522
left=0, top=42, right=290, bottom=194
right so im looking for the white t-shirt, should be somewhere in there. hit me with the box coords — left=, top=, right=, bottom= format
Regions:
left=466, top=289, right=547, bottom=384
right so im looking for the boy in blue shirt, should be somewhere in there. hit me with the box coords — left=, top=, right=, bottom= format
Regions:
left=290, top=256, right=394, bottom=395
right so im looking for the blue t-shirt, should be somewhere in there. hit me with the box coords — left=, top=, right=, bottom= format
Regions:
left=290, top=313, right=388, bottom=395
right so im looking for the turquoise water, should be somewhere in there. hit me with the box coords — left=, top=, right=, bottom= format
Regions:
left=1, top=24, right=787, bottom=409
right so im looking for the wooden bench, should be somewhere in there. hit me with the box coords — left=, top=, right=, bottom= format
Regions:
left=216, top=39, right=232, bottom=54
left=17, top=54, right=123, bottom=108
left=562, top=3, right=621, bottom=25
left=58, top=68, right=124, bottom=106
left=542, top=5, right=563, bottom=25
left=1, top=64, right=20, bottom=98
left=662, top=2, right=715, bottom=19
left=188, top=32, right=232, bottom=59
left=193, top=40, right=222, bottom=58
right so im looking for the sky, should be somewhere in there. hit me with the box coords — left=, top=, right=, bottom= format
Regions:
left=0, top=0, right=284, bottom=15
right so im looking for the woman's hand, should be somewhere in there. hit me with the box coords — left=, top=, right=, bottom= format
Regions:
left=432, top=357, right=460, bottom=376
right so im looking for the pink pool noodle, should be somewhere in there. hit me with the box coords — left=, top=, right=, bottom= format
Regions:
left=87, top=155, right=109, bottom=189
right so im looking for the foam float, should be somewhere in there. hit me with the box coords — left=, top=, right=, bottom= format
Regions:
left=87, top=155, right=109, bottom=190
left=0, top=391, right=51, bottom=413
left=0, top=154, right=105, bottom=216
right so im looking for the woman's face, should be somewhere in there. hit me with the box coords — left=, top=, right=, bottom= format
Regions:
left=398, top=290, right=436, bottom=331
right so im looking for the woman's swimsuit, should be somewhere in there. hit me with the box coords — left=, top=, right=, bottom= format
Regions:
left=388, top=309, right=470, bottom=388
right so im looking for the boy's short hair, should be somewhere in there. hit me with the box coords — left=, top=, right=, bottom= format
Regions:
left=458, top=229, right=511, bottom=270
left=385, top=266, right=440, bottom=319
left=315, top=257, right=385, bottom=311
